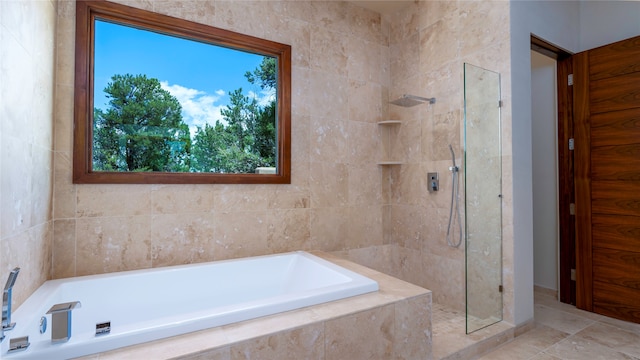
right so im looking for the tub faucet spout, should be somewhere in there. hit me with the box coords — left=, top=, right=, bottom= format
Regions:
left=1, top=267, right=20, bottom=341
left=47, top=301, right=81, bottom=343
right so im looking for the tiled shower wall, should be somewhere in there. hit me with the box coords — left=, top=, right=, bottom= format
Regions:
left=0, top=0, right=57, bottom=307
left=379, top=1, right=514, bottom=323
left=52, top=1, right=392, bottom=277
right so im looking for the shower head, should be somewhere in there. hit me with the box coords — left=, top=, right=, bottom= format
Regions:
left=390, top=94, right=436, bottom=107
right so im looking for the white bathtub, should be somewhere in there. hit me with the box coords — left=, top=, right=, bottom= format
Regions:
left=1, top=251, right=378, bottom=359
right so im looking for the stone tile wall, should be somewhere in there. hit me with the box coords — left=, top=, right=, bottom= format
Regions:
left=0, top=0, right=57, bottom=306
left=380, top=1, right=514, bottom=323
left=52, top=0, right=390, bottom=278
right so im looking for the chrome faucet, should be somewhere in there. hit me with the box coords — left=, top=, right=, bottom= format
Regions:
left=1, top=267, right=20, bottom=341
left=46, top=301, right=81, bottom=343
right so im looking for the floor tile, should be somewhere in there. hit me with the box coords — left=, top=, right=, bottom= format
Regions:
left=533, top=304, right=595, bottom=335
left=574, top=322, right=640, bottom=358
left=481, top=288, right=640, bottom=360
left=544, top=335, right=637, bottom=360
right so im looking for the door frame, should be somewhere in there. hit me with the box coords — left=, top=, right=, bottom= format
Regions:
left=531, top=35, right=575, bottom=305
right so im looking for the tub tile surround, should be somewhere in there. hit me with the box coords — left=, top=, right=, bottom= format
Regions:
left=74, top=252, right=433, bottom=360
left=51, top=0, right=393, bottom=279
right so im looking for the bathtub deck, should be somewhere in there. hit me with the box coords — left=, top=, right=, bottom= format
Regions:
left=74, top=251, right=432, bottom=360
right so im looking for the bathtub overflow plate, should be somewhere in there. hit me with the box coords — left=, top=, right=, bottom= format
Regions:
left=96, top=321, right=111, bottom=336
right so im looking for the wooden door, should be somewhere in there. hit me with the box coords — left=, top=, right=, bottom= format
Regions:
left=574, top=35, right=640, bottom=323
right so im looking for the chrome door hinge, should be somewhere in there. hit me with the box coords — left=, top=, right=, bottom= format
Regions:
left=571, top=269, right=576, bottom=281
left=570, top=203, right=575, bottom=215
left=569, top=138, right=574, bottom=151
left=568, top=74, right=574, bottom=86
left=498, top=100, right=503, bottom=108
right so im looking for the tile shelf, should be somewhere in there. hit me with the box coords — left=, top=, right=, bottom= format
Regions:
left=377, top=120, right=402, bottom=165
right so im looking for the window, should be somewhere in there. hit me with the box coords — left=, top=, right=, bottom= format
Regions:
left=73, top=0, right=291, bottom=184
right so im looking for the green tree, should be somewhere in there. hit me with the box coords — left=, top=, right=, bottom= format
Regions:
left=191, top=121, right=269, bottom=173
left=244, top=57, right=276, bottom=90
left=245, top=57, right=277, bottom=163
left=189, top=56, right=277, bottom=173
left=93, top=74, right=191, bottom=172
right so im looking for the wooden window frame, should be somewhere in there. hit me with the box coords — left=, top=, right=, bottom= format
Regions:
left=73, top=0, right=291, bottom=184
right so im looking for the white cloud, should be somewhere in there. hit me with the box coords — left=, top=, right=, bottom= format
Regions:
left=248, top=87, right=276, bottom=108
left=160, top=81, right=226, bottom=136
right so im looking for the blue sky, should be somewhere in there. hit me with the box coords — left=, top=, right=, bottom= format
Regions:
left=94, top=20, right=274, bottom=135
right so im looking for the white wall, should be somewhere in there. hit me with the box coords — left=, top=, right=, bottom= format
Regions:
left=531, top=50, right=558, bottom=291
left=509, top=0, right=580, bottom=325
left=579, top=1, right=640, bottom=51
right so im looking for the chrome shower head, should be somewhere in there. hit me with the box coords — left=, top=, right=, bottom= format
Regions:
left=390, top=94, right=436, bottom=107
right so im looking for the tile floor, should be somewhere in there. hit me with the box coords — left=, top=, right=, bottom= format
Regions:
left=479, top=288, right=640, bottom=360
left=432, top=302, right=514, bottom=359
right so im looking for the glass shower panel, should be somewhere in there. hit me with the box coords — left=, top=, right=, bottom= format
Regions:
left=463, top=63, right=503, bottom=334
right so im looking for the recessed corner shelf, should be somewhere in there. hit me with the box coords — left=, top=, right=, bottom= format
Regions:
left=377, top=120, right=402, bottom=125
left=377, top=120, right=402, bottom=166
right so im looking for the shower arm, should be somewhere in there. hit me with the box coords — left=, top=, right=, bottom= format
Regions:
left=403, top=94, right=436, bottom=105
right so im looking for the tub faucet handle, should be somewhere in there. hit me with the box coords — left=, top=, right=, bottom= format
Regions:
left=2, top=267, right=20, bottom=330
left=46, top=301, right=81, bottom=343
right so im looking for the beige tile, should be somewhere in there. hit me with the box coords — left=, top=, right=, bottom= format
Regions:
left=53, top=156, right=75, bottom=219
left=212, top=211, right=268, bottom=260
left=346, top=2, right=384, bottom=45
left=151, top=185, right=214, bottom=214
left=324, top=304, right=394, bottom=360
left=545, top=335, right=637, bottom=360
left=212, top=186, right=268, bottom=212
left=393, top=294, right=433, bottom=359
left=309, top=162, right=348, bottom=208
left=52, top=219, right=76, bottom=278
left=530, top=353, right=564, bottom=360
left=389, top=204, right=426, bottom=250
left=76, top=215, right=152, bottom=275
left=511, top=324, right=569, bottom=351
left=309, top=26, right=349, bottom=77
left=213, top=1, right=265, bottom=38
left=534, top=304, right=595, bottom=335
left=478, top=325, right=569, bottom=360
left=229, top=323, right=324, bottom=360
left=573, top=322, right=640, bottom=358
left=346, top=205, right=384, bottom=249
left=150, top=213, right=215, bottom=268
left=264, top=15, right=310, bottom=68
left=348, top=80, right=383, bottom=123
left=347, top=121, right=379, bottom=165
left=346, top=167, right=382, bottom=211
left=266, top=208, right=311, bottom=253
left=309, top=207, right=348, bottom=252
left=309, top=116, right=349, bottom=164
left=347, top=37, right=385, bottom=85
left=267, top=186, right=311, bottom=209
left=179, top=347, right=230, bottom=360
left=76, top=185, right=152, bottom=218
left=307, top=70, right=349, bottom=120
left=477, top=339, right=540, bottom=360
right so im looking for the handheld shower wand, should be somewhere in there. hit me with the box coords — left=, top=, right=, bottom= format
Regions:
left=447, top=145, right=463, bottom=248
